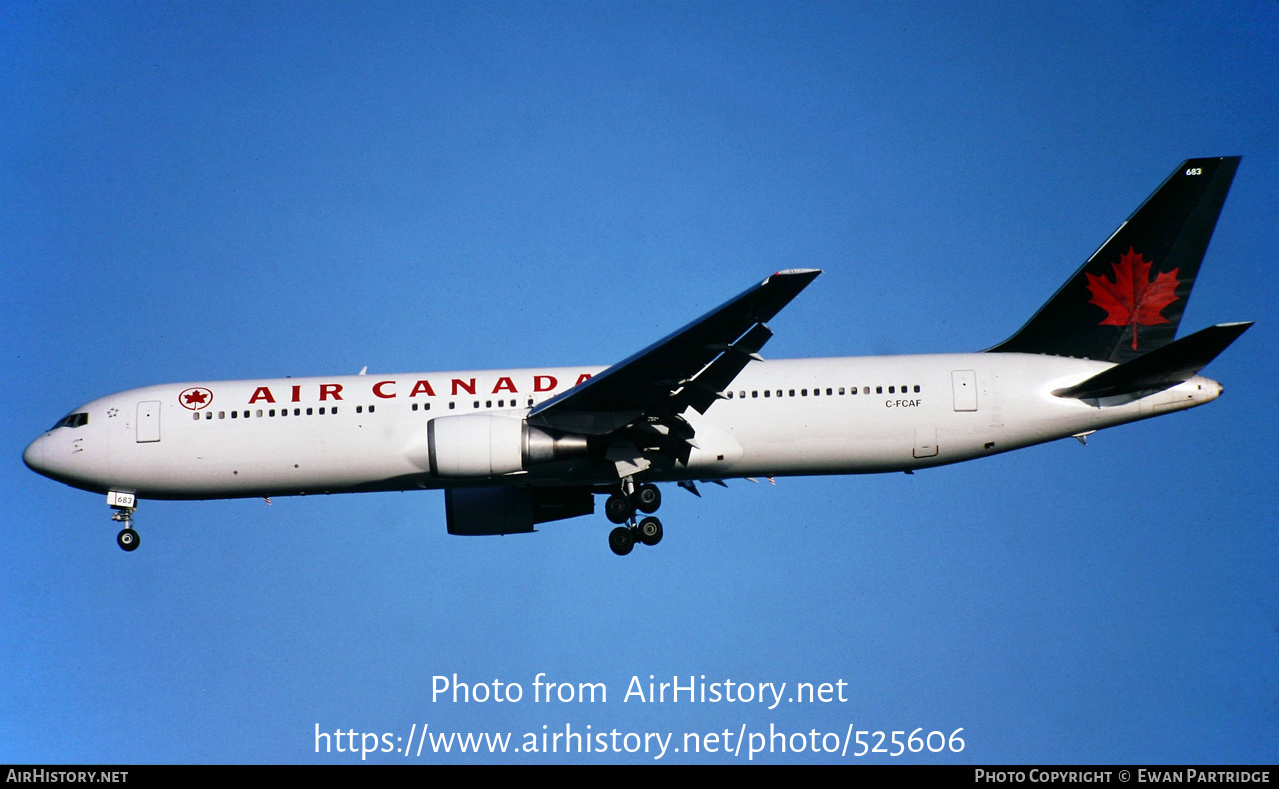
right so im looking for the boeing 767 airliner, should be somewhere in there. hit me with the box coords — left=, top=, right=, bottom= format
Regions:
left=24, top=157, right=1250, bottom=555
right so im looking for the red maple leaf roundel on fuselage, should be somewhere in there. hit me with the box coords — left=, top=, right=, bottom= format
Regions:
left=1085, top=247, right=1180, bottom=351
left=179, top=387, right=213, bottom=410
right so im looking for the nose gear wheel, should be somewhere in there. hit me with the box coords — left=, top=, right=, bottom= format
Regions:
left=116, top=528, right=140, bottom=551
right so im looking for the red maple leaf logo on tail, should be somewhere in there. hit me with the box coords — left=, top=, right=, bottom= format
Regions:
left=1085, top=247, right=1180, bottom=351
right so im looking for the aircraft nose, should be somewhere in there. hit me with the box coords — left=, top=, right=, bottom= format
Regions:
left=23, top=434, right=48, bottom=475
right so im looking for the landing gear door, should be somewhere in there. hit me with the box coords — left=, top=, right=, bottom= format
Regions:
left=952, top=370, right=978, bottom=412
left=136, top=401, right=161, bottom=443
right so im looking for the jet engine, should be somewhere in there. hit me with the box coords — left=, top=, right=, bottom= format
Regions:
left=426, top=414, right=589, bottom=478
left=445, top=486, right=595, bottom=535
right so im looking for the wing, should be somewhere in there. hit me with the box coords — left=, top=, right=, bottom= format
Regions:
left=527, top=269, right=821, bottom=437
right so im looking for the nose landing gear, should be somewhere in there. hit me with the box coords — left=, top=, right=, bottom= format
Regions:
left=604, top=482, right=664, bottom=556
left=108, top=491, right=140, bottom=552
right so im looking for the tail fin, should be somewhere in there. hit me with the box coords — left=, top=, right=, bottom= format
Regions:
left=989, top=157, right=1240, bottom=363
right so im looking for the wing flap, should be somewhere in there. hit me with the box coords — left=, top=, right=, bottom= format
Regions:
left=679, top=322, right=774, bottom=414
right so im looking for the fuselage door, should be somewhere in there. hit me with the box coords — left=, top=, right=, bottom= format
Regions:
left=952, top=370, right=978, bottom=412
left=136, top=401, right=161, bottom=443
left=913, top=425, right=938, bottom=458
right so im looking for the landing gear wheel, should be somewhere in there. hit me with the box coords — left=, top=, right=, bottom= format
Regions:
left=635, top=484, right=662, bottom=514
left=637, top=516, right=663, bottom=546
left=604, top=493, right=632, bottom=524
left=608, top=526, right=635, bottom=556
left=116, top=528, right=140, bottom=552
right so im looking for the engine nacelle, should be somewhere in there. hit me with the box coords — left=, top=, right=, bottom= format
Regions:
left=427, top=414, right=589, bottom=478
left=445, top=486, right=595, bottom=535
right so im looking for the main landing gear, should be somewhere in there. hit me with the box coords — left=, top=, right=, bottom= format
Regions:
left=604, top=482, right=663, bottom=556
left=108, top=491, right=140, bottom=552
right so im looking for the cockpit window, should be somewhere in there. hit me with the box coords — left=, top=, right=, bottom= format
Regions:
left=51, top=412, right=89, bottom=430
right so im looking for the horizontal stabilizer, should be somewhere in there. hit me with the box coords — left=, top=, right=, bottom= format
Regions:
left=1053, top=322, right=1252, bottom=399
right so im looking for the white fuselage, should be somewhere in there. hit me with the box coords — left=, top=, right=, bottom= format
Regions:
left=23, top=353, right=1221, bottom=501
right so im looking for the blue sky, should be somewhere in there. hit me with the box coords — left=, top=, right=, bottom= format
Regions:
left=2, top=1, right=1276, bottom=764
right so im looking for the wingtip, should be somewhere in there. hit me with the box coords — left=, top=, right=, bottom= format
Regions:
left=772, top=268, right=822, bottom=276
left=766, top=268, right=822, bottom=286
